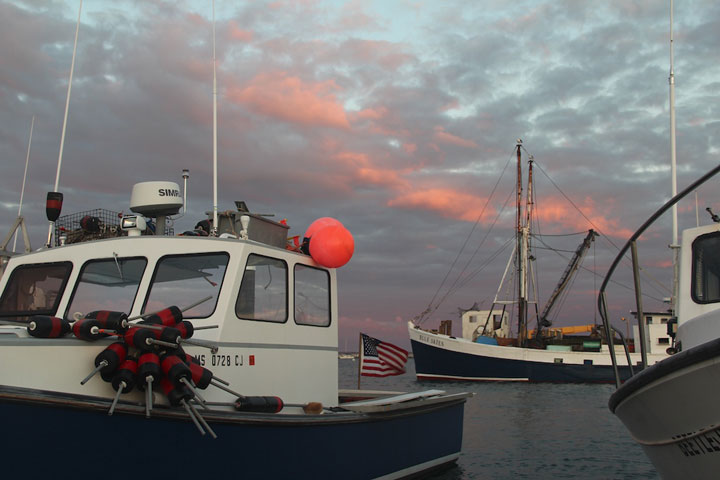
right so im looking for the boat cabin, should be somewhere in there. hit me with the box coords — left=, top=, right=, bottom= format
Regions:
left=630, top=311, right=673, bottom=355
left=676, top=222, right=720, bottom=350
left=0, top=222, right=340, bottom=408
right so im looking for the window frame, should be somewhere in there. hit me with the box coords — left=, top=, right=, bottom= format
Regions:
left=293, top=263, right=331, bottom=328
left=235, top=253, right=289, bottom=324
left=691, top=231, right=720, bottom=305
left=143, top=251, right=230, bottom=319
left=63, top=256, right=148, bottom=321
left=0, top=261, right=73, bottom=318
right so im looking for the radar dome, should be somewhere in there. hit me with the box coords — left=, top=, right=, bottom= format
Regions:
left=129, top=181, right=183, bottom=217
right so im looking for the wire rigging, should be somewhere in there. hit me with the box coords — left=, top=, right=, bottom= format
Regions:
left=414, top=148, right=515, bottom=325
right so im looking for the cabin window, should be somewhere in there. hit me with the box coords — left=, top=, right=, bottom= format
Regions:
left=144, top=253, right=228, bottom=318
left=65, top=257, right=147, bottom=320
left=692, top=232, right=720, bottom=304
left=0, top=262, right=72, bottom=319
left=658, top=337, right=670, bottom=345
left=294, top=264, right=330, bottom=327
left=236, top=254, right=287, bottom=323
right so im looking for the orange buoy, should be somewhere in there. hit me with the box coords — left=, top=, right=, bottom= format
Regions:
left=309, top=225, right=354, bottom=268
left=304, top=217, right=343, bottom=239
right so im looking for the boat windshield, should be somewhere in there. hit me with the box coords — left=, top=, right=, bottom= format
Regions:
left=0, top=262, right=72, bottom=319
left=692, top=232, right=720, bottom=303
left=144, top=252, right=229, bottom=318
left=64, top=257, right=147, bottom=319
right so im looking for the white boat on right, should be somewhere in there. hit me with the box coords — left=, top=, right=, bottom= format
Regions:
left=600, top=164, right=720, bottom=480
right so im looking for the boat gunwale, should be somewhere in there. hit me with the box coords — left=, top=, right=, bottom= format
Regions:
left=0, top=384, right=470, bottom=427
left=608, top=335, right=720, bottom=413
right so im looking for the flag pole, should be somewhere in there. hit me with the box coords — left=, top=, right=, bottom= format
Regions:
left=357, top=332, right=362, bottom=390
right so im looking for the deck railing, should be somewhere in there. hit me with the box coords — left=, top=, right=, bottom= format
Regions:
left=597, top=164, right=720, bottom=388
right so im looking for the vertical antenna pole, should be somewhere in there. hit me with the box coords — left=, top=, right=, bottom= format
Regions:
left=182, top=169, right=190, bottom=214
left=13, top=116, right=35, bottom=252
left=48, top=0, right=82, bottom=247
left=669, top=0, right=679, bottom=314
left=212, top=0, right=219, bottom=235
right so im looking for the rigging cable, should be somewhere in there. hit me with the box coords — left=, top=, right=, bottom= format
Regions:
left=529, top=155, right=672, bottom=309
left=414, top=149, right=515, bottom=325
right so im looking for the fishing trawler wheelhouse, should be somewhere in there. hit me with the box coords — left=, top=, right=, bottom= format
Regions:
left=0, top=183, right=470, bottom=479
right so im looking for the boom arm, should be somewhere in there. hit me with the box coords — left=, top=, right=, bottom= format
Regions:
left=537, top=229, right=598, bottom=332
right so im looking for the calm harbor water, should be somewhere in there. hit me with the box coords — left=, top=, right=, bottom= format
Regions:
left=339, top=358, right=658, bottom=480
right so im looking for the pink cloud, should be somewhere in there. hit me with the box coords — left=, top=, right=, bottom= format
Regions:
left=228, top=72, right=350, bottom=128
left=228, top=20, right=253, bottom=42
left=332, top=151, right=409, bottom=189
left=536, top=197, right=634, bottom=239
left=433, top=126, right=478, bottom=149
left=403, top=143, right=417, bottom=154
left=388, top=188, right=495, bottom=222
left=352, top=106, right=387, bottom=121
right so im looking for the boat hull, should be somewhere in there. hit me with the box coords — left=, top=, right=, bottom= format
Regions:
left=409, top=323, right=658, bottom=383
left=0, top=385, right=466, bottom=480
left=609, top=337, right=720, bottom=479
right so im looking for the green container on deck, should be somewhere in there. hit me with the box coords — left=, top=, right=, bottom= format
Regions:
left=582, top=341, right=601, bottom=349
left=546, top=345, right=572, bottom=352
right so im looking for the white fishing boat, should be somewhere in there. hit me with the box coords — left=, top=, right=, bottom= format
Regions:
left=0, top=183, right=472, bottom=479
left=600, top=165, right=720, bottom=479
left=409, top=141, right=668, bottom=382
left=0, top=3, right=470, bottom=477
left=601, top=4, right=720, bottom=477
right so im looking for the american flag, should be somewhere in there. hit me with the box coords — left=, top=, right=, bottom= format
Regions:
left=360, top=333, right=409, bottom=377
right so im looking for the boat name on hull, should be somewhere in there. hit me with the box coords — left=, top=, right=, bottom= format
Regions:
left=674, top=428, right=720, bottom=457
left=418, top=334, right=445, bottom=347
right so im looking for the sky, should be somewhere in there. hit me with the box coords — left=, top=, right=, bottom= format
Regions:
left=1, top=0, right=720, bottom=348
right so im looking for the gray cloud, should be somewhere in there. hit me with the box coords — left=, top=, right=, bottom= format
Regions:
left=1, top=0, right=719, bottom=346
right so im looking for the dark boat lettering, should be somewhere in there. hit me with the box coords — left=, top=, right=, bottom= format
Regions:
left=418, top=334, right=445, bottom=347
left=674, top=427, right=720, bottom=456
left=211, top=354, right=233, bottom=367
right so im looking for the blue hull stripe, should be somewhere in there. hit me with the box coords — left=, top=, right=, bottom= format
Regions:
left=0, top=390, right=465, bottom=479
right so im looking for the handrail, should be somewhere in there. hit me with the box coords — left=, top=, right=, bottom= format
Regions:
left=597, top=163, right=720, bottom=388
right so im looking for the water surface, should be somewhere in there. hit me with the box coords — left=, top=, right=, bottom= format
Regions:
left=340, top=358, right=658, bottom=479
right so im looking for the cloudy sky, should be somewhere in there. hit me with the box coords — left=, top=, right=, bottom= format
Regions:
left=2, top=0, right=719, bottom=348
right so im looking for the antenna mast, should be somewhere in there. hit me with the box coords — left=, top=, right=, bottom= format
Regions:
left=211, top=0, right=219, bottom=235
left=516, top=139, right=528, bottom=346
left=669, top=0, right=679, bottom=313
left=47, top=0, right=82, bottom=247
left=13, top=116, right=35, bottom=252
